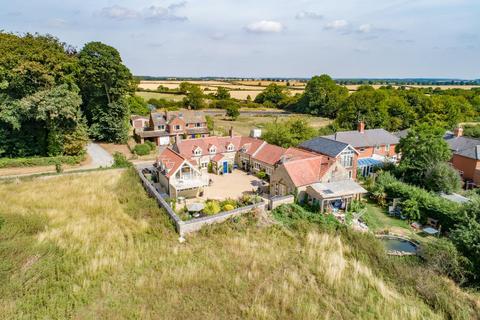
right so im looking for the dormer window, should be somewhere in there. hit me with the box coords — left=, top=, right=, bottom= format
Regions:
left=209, top=146, right=217, bottom=154
left=193, top=147, right=202, bottom=156
left=175, top=125, right=181, bottom=131
left=227, top=143, right=234, bottom=152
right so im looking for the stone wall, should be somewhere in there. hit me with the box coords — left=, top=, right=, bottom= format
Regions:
left=269, top=194, right=295, bottom=210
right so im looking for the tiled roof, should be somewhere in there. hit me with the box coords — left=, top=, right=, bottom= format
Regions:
left=324, top=129, right=399, bottom=148
left=165, top=110, right=206, bottom=124
left=156, top=148, right=187, bottom=178
left=254, top=143, right=286, bottom=165
left=239, top=137, right=265, bottom=156
left=282, top=156, right=331, bottom=187
left=135, top=129, right=170, bottom=138
left=176, top=136, right=243, bottom=156
left=300, top=137, right=350, bottom=157
left=445, top=136, right=480, bottom=160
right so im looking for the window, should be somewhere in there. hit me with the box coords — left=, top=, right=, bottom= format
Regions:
left=201, top=162, right=208, bottom=168
left=359, top=148, right=365, bottom=152
left=196, top=123, right=201, bottom=127
left=194, top=148, right=202, bottom=156
left=340, top=149, right=354, bottom=168
left=158, top=125, right=165, bottom=130
left=175, top=125, right=181, bottom=131
left=227, top=144, right=234, bottom=152
left=209, top=146, right=216, bottom=154
left=375, top=145, right=381, bottom=151
left=385, top=144, right=390, bottom=152
left=254, top=162, right=261, bottom=170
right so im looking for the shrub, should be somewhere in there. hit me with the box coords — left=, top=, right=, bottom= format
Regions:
left=203, top=200, right=221, bottom=215
left=221, top=198, right=238, bottom=209
left=256, top=170, right=267, bottom=180
left=401, top=198, right=420, bottom=220
left=0, top=154, right=85, bottom=168
left=133, top=144, right=151, bottom=156
left=222, top=204, right=235, bottom=211
left=55, top=162, right=63, bottom=173
left=145, top=140, right=156, bottom=151
left=112, top=152, right=131, bottom=168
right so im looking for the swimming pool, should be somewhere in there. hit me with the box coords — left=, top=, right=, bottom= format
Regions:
left=378, top=235, right=418, bottom=255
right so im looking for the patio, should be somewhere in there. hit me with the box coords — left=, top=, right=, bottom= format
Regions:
left=182, top=170, right=267, bottom=207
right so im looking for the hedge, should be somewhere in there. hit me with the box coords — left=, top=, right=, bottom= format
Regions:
left=0, top=154, right=85, bottom=168
left=370, top=172, right=466, bottom=230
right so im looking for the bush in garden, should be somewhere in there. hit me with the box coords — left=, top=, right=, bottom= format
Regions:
left=133, top=144, right=151, bottom=156
left=223, top=204, right=235, bottom=211
left=112, top=152, right=131, bottom=168
left=203, top=200, right=221, bottom=215
left=145, top=140, right=156, bottom=151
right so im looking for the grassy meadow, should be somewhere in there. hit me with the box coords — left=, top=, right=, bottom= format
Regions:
left=0, top=169, right=479, bottom=319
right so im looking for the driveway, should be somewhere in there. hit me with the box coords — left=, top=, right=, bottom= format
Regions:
left=86, top=142, right=114, bottom=168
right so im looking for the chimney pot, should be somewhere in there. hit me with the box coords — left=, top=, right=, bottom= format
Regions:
left=454, top=127, right=463, bottom=137
left=358, top=121, right=365, bottom=133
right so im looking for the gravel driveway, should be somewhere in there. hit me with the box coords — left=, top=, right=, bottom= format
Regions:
left=86, top=143, right=114, bottom=168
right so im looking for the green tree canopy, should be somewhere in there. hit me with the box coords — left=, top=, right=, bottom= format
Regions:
left=78, top=42, right=134, bottom=143
left=295, top=74, right=348, bottom=117
left=128, top=95, right=150, bottom=116
left=263, top=117, right=316, bottom=148
left=396, top=124, right=452, bottom=188
left=215, top=87, right=231, bottom=100
left=254, top=83, right=289, bottom=106
left=181, top=83, right=205, bottom=110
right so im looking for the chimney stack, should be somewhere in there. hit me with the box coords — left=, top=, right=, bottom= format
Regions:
left=454, top=127, right=463, bottom=138
left=358, top=121, right=365, bottom=133
left=229, top=126, right=234, bottom=138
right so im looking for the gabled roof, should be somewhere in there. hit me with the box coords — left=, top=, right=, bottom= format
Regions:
left=165, top=110, right=206, bottom=124
left=324, top=129, right=399, bottom=148
left=445, top=136, right=480, bottom=160
left=281, top=156, right=331, bottom=187
left=239, top=137, right=265, bottom=156
left=300, top=137, right=351, bottom=158
left=156, top=148, right=190, bottom=178
left=175, top=136, right=243, bottom=156
left=254, top=143, right=287, bottom=165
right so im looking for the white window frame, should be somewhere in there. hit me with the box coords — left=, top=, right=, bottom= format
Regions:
left=175, top=125, right=181, bottom=131
left=194, top=148, right=202, bottom=156
left=227, top=144, right=234, bottom=152
left=209, top=146, right=217, bottom=154
left=385, top=144, right=390, bottom=152
left=375, top=145, right=381, bottom=151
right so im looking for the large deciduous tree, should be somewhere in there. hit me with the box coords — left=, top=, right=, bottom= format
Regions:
left=295, top=74, right=348, bottom=118
left=254, top=83, right=289, bottom=107
left=396, top=124, right=453, bottom=189
left=263, top=117, right=316, bottom=148
left=78, top=42, right=134, bottom=143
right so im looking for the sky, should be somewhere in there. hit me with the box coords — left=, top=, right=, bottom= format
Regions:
left=1, top=0, right=479, bottom=78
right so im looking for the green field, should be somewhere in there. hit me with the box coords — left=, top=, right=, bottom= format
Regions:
left=0, top=169, right=479, bottom=319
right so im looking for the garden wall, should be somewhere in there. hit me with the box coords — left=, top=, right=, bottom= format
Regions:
left=135, top=165, right=266, bottom=236
left=269, top=195, right=295, bottom=210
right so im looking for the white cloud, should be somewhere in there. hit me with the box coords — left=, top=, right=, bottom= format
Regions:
left=144, top=4, right=187, bottom=21
left=245, top=20, right=283, bottom=33
left=358, top=24, right=372, bottom=33
left=100, top=5, right=139, bottom=20
left=295, top=11, right=323, bottom=20
left=324, top=19, right=348, bottom=30
left=47, top=18, right=67, bottom=28
left=100, top=3, right=187, bottom=22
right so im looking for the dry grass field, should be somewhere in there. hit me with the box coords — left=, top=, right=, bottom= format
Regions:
left=2, top=169, right=479, bottom=319
left=135, top=91, right=185, bottom=101
left=212, top=114, right=331, bottom=137
left=138, top=80, right=479, bottom=100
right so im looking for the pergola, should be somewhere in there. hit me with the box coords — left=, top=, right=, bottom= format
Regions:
left=306, top=180, right=368, bottom=212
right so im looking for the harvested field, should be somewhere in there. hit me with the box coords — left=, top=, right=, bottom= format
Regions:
left=135, top=91, right=185, bottom=101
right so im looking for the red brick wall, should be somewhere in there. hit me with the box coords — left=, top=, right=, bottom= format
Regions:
left=451, top=154, right=480, bottom=183
left=356, top=144, right=397, bottom=159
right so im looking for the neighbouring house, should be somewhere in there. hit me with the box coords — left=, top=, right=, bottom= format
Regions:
left=302, top=121, right=399, bottom=176
left=130, top=115, right=149, bottom=131
left=134, top=110, right=210, bottom=146
left=444, top=127, right=480, bottom=187
left=154, top=147, right=209, bottom=198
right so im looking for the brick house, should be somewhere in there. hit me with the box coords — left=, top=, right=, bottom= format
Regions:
left=134, top=110, right=209, bottom=146
left=301, top=121, right=399, bottom=176
left=445, top=127, right=480, bottom=187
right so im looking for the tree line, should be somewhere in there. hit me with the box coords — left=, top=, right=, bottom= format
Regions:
left=0, top=33, right=135, bottom=158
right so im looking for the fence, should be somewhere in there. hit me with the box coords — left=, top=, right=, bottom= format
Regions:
left=135, top=165, right=266, bottom=236
left=269, top=194, right=295, bottom=210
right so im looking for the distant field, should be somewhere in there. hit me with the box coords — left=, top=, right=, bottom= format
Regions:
left=212, top=114, right=331, bottom=136
left=135, top=91, right=185, bottom=101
